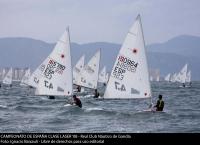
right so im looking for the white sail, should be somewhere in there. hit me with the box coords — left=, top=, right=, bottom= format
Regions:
left=98, top=66, right=108, bottom=83
left=29, top=28, right=73, bottom=96
left=186, top=70, right=191, bottom=83
left=75, top=50, right=101, bottom=89
left=164, top=73, right=171, bottom=82
left=105, top=73, right=109, bottom=83
left=2, top=68, right=12, bottom=85
left=73, top=55, right=85, bottom=85
left=2, top=68, right=6, bottom=79
left=170, top=73, right=177, bottom=82
left=20, top=68, right=31, bottom=86
left=104, top=15, right=151, bottom=99
left=176, top=64, right=188, bottom=83
left=156, top=76, right=160, bottom=82
left=150, top=76, right=153, bottom=81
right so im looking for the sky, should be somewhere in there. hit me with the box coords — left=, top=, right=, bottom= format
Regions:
left=0, top=0, right=200, bottom=44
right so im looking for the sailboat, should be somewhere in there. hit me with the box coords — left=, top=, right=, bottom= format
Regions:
left=27, top=28, right=73, bottom=97
left=1, top=68, right=6, bottom=80
left=164, top=73, right=171, bottom=82
left=186, top=70, right=192, bottom=86
left=2, top=68, right=13, bottom=87
left=150, top=76, right=153, bottom=82
left=73, top=55, right=85, bottom=93
left=74, top=50, right=101, bottom=90
left=98, top=66, right=109, bottom=84
left=104, top=14, right=152, bottom=106
left=170, top=73, right=177, bottom=83
left=156, top=76, right=160, bottom=82
left=176, top=64, right=188, bottom=87
left=20, top=68, right=31, bottom=86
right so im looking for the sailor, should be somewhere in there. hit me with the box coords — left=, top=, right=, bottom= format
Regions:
left=154, top=94, right=164, bottom=111
left=77, top=85, right=81, bottom=92
left=93, top=89, right=100, bottom=98
left=72, top=95, right=82, bottom=108
left=48, top=96, right=55, bottom=99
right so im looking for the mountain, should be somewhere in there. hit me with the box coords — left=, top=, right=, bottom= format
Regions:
left=148, top=35, right=200, bottom=57
left=0, top=35, right=200, bottom=80
left=0, top=37, right=53, bottom=69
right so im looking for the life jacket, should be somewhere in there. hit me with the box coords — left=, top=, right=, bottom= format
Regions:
left=158, top=100, right=164, bottom=110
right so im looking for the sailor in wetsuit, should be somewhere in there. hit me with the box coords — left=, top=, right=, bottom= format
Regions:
left=48, top=96, right=55, bottom=99
left=154, top=94, right=164, bottom=111
left=77, top=85, right=81, bottom=92
left=72, top=95, right=82, bottom=108
left=93, top=89, right=100, bottom=98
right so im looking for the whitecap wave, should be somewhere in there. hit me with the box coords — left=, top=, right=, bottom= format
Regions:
left=85, top=107, right=104, bottom=111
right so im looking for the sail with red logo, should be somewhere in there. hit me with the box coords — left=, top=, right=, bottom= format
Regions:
left=104, top=14, right=152, bottom=99
left=27, top=28, right=73, bottom=96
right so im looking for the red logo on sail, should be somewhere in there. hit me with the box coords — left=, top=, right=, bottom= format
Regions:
left=61, top=54, right=65, bottom=58
left=133, top=48, right=138, bottom=54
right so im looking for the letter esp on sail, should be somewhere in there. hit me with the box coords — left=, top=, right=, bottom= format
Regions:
left=104, top=15, right=152, bottom=99
left=27, top=28, right=73, bottom=96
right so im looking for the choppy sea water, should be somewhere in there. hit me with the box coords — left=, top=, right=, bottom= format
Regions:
left=0, top=81, right=200, bottom=133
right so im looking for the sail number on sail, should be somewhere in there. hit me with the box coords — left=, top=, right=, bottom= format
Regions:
left=44, top=80, right=53, bottom=89
left=37, top=58, right=66, bottom=89
left=43, top=59, right=65, bottom=79
left=115, top=81, right=126, bottom=91
left=112, top=55, right=138, bottom=80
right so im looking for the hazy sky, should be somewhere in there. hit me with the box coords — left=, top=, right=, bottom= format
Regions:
left=0, top=0, right=200, bottom=44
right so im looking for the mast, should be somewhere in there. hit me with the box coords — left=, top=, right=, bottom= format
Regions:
left=67, top=26, right=73, bottom=96
left=138, top=15, right=153, bottom=106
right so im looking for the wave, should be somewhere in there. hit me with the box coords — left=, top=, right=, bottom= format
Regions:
left=64, top=103, right=73, bottom=107
left=0, top=104, right=7, bottom=108
left=85, top=107, right=104, bottom=111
